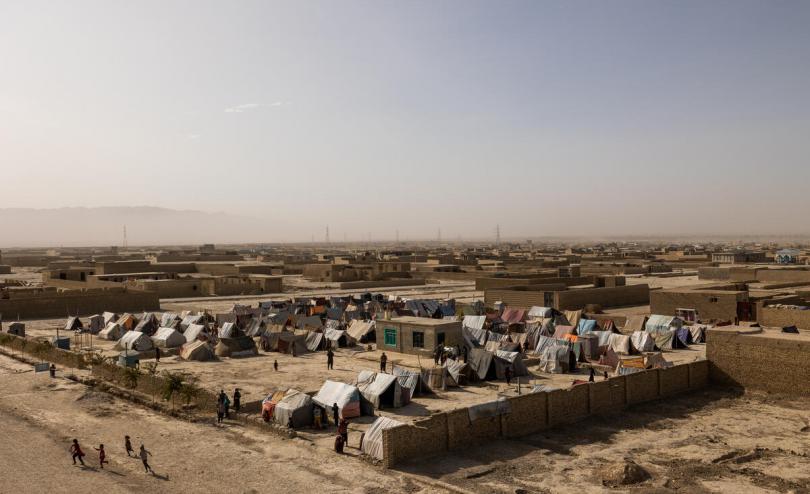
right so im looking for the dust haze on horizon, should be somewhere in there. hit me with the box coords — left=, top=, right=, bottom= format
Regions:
left=2, top=1, right=809, bottom=245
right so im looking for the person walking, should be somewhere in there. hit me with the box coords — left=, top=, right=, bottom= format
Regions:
left=223, top=394, right=231, bottom=419
left=124, top=435, right=134, bottom=457
left=433, top=345, right=441, bottom=366
left=233, top=388, right=241, bottom=413
left=217, top=400, right=225, bottom=424
left=332, top=403, right=339, bottom=428
left=334, top=434, right=345, bottom=454
left=154, top=347, right=160, bottom=363
left=139, top=444, right=153, bottom=474
left=588, top=367, right=595, bottom=382
left=70, top=439, right=85, bottom=466
left=504, top=366, right=513, bottom=386
left=380, top=352, right=388, bottom=373
left=94, top=444, right=108, bottom=469
left=273, top=359, right=278, bottom=371
left=338, top=418, right=348, bottom=446
left=327, top=349, right=334, bottom=370
left=49, top=363, right=56, bottom=378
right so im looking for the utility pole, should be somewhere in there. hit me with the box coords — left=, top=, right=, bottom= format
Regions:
left=438, top=228, right=442, bottom=243
left=495, top=224, right=501, bottom=246
left=396, top=229, right=399, bottom=244
left=325, top=225, right=330, bottom=244
left=123, top=225, right=128, bottom=249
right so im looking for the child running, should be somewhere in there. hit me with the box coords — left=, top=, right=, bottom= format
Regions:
left=94, top=444, right=108, bottom=469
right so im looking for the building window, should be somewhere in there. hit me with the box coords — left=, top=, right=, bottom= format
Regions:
left=413, top=331, right=424, bottom=348
left=384, top=328, right=397, bottom=347
left=709, top=297, right=718, bottom=303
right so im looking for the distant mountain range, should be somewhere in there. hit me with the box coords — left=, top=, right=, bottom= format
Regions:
left=0, top=207, right=264, bottom=248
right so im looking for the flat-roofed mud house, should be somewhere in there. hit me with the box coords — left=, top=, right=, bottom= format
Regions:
left=484, top=277, right=649, bottom=311
left=376, top=316, right=462, bottom=356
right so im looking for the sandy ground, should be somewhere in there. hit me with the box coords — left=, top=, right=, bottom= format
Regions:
left=0, top=353, right=450, bottom=494
left=3, top=351, right=808, bottom=494
left=403, top=388, right=810, bottom=493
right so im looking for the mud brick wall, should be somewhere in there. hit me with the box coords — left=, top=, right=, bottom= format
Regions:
left=0, top=289, right=159, bottom=320
left=382, top=362, right=708, bottom=468
left=382, top=413, right=448, bottom=468
left=759, top=307, right=810, bottom=330
left=624, top=369, right=659, bottom=404
left=658, top=364, right=690, bottom=396
left=555, top=284, right=650, bottom=311
left=707, top=329, right=810, bottom=395
left=502, top=392, right=547, bottom=438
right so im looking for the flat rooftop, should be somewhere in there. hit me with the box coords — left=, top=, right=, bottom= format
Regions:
left=709, top=325, right=810, bottom=342
left=383, top=316, right=459, bottom=326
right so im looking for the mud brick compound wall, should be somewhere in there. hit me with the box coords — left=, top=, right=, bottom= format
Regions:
left=0, top=289, right=160, bottom=319
left=382, top=360, right=709, bottom=468
left=706, top=327, right=810, bottom=395
left=758, top=306, right=810, bottom=330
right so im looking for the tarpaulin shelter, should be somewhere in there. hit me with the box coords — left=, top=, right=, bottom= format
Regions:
left=607, top=333, right=631, bottom=355
left=151, top=327, right=186, bottom=348
left=116, top=331, right=153, bottom=352
left=467, top=348, right=495, bottom=380
left=180, top=340, right=214, bottom=361
left=312, top=381, right=361, bottom=418
left=273, top=390, right=314, bottom=428
left=305, top=331, right=325, bottom=352
left=577, top=319, right=598, bottom=335
left=646, top=315, right=683, bottom=334
left=180, top=314, right=203, bottom=332
left=357, top=371, right=408, bottom=413
left=135, top=313, right=159, bottom=335
left=296, top=315, right=324, bottom=331
left=564, top=310, right=583, bottom=328
left=215, top=336, right=258, bottom=357
left=539, top=344, right=574, bottom=374
left=393, top=366, right=430, bottom=397
left=493, top=350, right=528, bottom=378
left=219, top=322, right=237, bottom=339
left=577, top=333, right=601, bottom=360
left=346, top=320, right=375, bottom=342
left=261, top=332, right=307, bottom=354
left=7, top=322, right=25, bottom=337
left=116, top=313, right=137, bottom=332
left=184, top=324, right=209, bottom=343
left=160, top=312, right=181, bottom=329
left=631, top=331, right=655, bottom=353
left=462, top=315, right=486, bottom=330
left=501, top=307, right=526, bottom=324
left=689, top=325, right=707, bottom=343
left=653, top=331, right=674, bottom=351
left=553, top=325, right=576, bottom=340
left=624, top=315, right=648, bottom=333
left=527, top=306, right=553, bottom=319
left=87, top=314, right=104, bottom=334
left=102, top=312, right=118, bottom=326
left=324, top=328, right=353, bottom=347
left=99, top=322, right=122, bottom=341
left=64, top=316, right=83, bottom=331
left=361, top=417, right=403, bottom=460
left=244, top=318, right=267, bottom=338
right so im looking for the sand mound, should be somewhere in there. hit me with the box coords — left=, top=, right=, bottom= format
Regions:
left=75, top=391, right=114, bottom=405
left=599, top=460, right=651, bottom=486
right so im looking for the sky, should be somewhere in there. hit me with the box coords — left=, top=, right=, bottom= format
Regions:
left=1, top=0, right=809, bottom=243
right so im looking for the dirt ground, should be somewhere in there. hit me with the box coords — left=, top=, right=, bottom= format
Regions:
left=3, top=351, right=808, bottom=493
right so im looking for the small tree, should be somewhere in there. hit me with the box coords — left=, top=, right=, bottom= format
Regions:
left=178, top=375, right=200, bottom=408
left=161, top=371, right=185, bottom=410
left=142, top=362, right=159, bottom=401
left=122, top=366, right=140, bottom=389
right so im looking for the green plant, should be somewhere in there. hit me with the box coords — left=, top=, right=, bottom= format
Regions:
left=179, top=375, right=200, bottom=406
left=121, top=366, right=141, bottom=389
left=161, top=371, right=186, bottom=410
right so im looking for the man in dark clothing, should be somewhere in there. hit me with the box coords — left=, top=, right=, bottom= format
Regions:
left=505, top=366, right=513, bottom=385
left=332, top=403, right=339, bottom=427
left=49, top=363, right=56, bottom=378
left=218, top=389, right=226, bottom=404
left=433, top=346, right=441, bottom=366
left=155, top=347, right=160, bottom=362
left=380, top=352, right=388, bottom=373
left=327, top=349, right=334, bottom=370
left=589, top=368, right=595, bottom=382
left=233, top=388, right=241, bottom=412
left=338, top=418, right=348, bottom=446
left=522, top=340, right=529, bottom=353
left=274, top=359, right=278, bottom=371
left=334, top=434, right=345, bottom=454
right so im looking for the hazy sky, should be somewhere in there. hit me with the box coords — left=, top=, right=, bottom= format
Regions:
left=2, top=0, right=809, bottom=242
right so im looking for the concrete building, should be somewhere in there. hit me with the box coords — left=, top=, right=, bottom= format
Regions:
left=711, top=251, right=767, bottom=264
left=376, top=316, right=462, bottom=356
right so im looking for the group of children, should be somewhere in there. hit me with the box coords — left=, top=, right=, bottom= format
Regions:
left=69, top=436, right=154, bottom=474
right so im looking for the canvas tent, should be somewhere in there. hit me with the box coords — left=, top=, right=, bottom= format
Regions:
left=361, top=417, right=403, bottom=461
left=115, top=331, right=153, bottom=352
left=493, top=350, right=528, bottom=378
left=134, top=314, right=158, bottom=335
left=312, top=380, right=361, bottom=418
left=324, top=328, right=353, bottom=347
left=462, top=315, right=486, bottom=330
left=539, top=344, right=574, bottom=374
left=357, top=371, right=408, bottom=413
left=99, top=322, right=122, bottom=341
left=527, top=306, right=553, bottom=319
left=500, top=307, right=526, bottom=324
left=607, top=333, right=631, bottom=355
left=180, top=340, right=214, bottom=361
left=261, top=332, right=308, bottom=354
left=563, top=310, right=583, bottom=328
left=631, top=331, right=655, bottom=353
left=64, top=317, right=83, bottom=331
left=219, top=322, right=237, bottom=339
left=215, top=336, right=258, bottom=357
left=624, top=315, right=649, bottom=333
left=180, top=314, right=204, bottom=331
left=577, top=319, right=598, bottom=335
left=116, top=313, right=137, bottom=332
left=346, top=320, right=375, bottom=342
left=689, top=325, right=707, bottom=343
left=151, top=327, right=186, bottom=348
left=184, top=324, right=209, bottom=343
left=102, top=312, right=118, bottom=326
left=7, top=322, right=25, bottom=337
left=87, top=314, right=104, bottom=334
left=646, top=315, right=683, bottom=334
left=160, top=312, right=181, bottom=329
left=273, top=390, right=314, bottom=428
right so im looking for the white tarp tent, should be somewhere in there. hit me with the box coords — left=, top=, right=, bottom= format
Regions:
left=273, top=390, right=314, bottom=428
left=607, top=333, right=631, bottom=355
left=631, top=331, right=655, bottom=352
left=346, top=320, right=375, bottom=341
left=527, top=306, right=553, bottom=319
left=357, top=370, right=407, bottom=411
left=462, top=315, right=486, bottom=330
left=151, top=327, right=186, bottom=348
left=361, top=417, right=403, bottom=460
left=646, top=315, right=684, bottom=334
left=312, top=380, right=361, bottom=418
left=184, top=324, right=209, bottom=343
left=115, top=331, right=153, bottom=352
left=99, top=322, right=122, bottom=341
